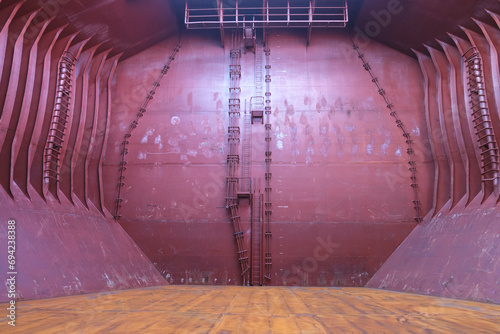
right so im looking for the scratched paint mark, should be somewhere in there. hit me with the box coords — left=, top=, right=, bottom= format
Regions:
left=102, top=273, right=116, bottom=288
left=187, top=92, right=193, bottom=106
left=100, top=242, right=107, bottom=256
left=171, top=116, right=180, bottom=125
left=306, top=147, right=315, bottom=165
left=333, top=125, right=344, bottom=157
left=345, top=125, right=355, bottom=132
left=290, top=122, right=298, bottom=163
left=155, top=135, right=163, bottom=150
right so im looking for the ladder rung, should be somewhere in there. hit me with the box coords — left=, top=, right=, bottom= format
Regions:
left=477, top=133, right=495, bottom=141
left=44, top=153, right=60, bottom=160
left=480, top=147, right=498, bottom=154
left=473, top=114, right=489, bottom=123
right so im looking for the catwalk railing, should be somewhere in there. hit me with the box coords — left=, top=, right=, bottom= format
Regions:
left=352, top=42, right=423, bottom=223
left=114, top=44, right=181, bottom=220
left=185, top=0, right=348, bottom=29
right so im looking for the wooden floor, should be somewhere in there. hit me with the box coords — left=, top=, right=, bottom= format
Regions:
left=2, top=286, right=500, bottom=333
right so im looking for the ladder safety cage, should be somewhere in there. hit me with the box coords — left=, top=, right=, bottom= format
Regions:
left=43, top=51, right=77, bottom=186
left=226, top=31, right=251, bottom=284
left=463, top=47, right=500, bottom=186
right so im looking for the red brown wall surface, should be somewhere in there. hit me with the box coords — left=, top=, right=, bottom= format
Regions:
left=2, top=0, right=500, bottom=304
left=103, top=30, right=433, bottom=287
left=0, top=1, right=167, bottom=302
left=367, top=11, right=500, bottom=304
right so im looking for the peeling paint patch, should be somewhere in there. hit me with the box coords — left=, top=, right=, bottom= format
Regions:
left=366, top=144, right=373, bottom=155
left=138, top=152, right=147, bottom=160
left=306, top=147, right=315, bottom=164
left=395, top=146, right=402, bottom=157
left=168, top=137, right=178, bottom=146
left=141, top=129, right=155, bottom=144
left=381, top=138, right=391, bottom=155
left=277, top=140, right=284, bottom=150
left=171, top=116, right=180, bottom=125
left=345, top=125, right=355, bottom=132
left=155, top=135, right=163, bottom=149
